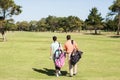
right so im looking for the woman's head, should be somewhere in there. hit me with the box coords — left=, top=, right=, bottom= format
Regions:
left=53, top=36, right=57, bottom=42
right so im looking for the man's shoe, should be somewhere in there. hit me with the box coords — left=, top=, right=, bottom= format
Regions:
left=69, top=75, right=73, bottom=77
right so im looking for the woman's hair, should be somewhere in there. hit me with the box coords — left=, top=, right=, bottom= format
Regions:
left=53, top=36, right=57, bottom=41
left=66, top=35, right=71, bottom=40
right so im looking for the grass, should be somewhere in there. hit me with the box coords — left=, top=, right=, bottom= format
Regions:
left=0, top=31, right=120, bottom=80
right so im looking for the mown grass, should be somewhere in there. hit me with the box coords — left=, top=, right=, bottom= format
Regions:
left=0, top=31, right=120, bottom=80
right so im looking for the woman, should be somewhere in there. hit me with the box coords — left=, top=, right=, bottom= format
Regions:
left=50, top=36, right=63, bottom=77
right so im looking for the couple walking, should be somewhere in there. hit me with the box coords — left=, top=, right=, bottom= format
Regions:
left=50, top=35, right=79, bottom=77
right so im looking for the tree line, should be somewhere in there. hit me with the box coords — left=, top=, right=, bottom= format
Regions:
left=4, top=11, right=118, bottom=34
left=5, top=15, right=83, bottom=33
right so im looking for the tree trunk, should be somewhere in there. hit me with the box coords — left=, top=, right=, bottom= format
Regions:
left=95, top=29, right=97, bottom=34
left=117, top=11, right=120, bottom=35
left=2, top=33, right=6, bottom=41
left=94, top=25, right=97, bottom=34
left=1, top=28, right=6, bottom=41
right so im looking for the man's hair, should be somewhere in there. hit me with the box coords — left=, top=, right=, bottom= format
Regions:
left=53, top=36, right=57, bottom=41
left=66, top=35, right=71, bottom=40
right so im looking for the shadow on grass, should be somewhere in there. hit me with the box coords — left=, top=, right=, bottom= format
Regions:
left=109, top=35, right=120, bottom=38
left=32, top=68, right=67, bottom=76
left=83, top=33, right=103, bottom=35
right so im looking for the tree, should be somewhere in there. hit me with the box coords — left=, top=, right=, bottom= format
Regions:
left=0, top=0, right=22, bottom=22
left=37, top=18, right=47, bottom=31
left=46, top=15, right=58, bottom=32
left=4, top=19, right=17, bottom=31
left=16, top=21, right=30, bottom=31
left=0, top=0, right=22, bottom=41
left=85, top=7, right=103, bottom=34
left=109, top=0, right=120, bottom=35
left=105, top=19, right=117, bottom=31
left=29, top=20, right=38, bottom=31
left=105, top=15, right=117, bottom=31
left=58, top=17, right=69, bottom=33
left=67, top=16, right=83, bottom=32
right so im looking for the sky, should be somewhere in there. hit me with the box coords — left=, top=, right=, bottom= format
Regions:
left=13, top=0, right=114, bottom=22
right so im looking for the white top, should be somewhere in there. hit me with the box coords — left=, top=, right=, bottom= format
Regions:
left=50, top=41, right=63, bottom=58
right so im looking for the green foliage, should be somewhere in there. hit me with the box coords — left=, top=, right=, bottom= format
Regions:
left=105, top=19, right=117, bottom=31
left=85, top=7, right=103, bottom=34
left=109, top=0, right=120, bottom=35
left=14, top=15, right=83, bottom=32
left=29, top=20, right=38, bottom=31
left=58, top=17, right=68, bottom=32
left=0, top=0, right=22, bottom=18
left=109, top=0, right=120, bottom=13
left=67, top=16, right=83, bottom=32
left=105, top=15, right=118, bottom=31
left=16, top=21, right=30, bottom=31
left=0, top=0, right=22, bottom=34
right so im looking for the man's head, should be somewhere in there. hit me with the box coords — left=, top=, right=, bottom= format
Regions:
left=53, top=36, right=57, bottom=42
left=66, top=35, right=71, bottom=40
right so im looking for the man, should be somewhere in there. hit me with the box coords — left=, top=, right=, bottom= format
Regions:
left=64, top=35, right=79, bottom=77
left=50, top=36, right=62, bottom=77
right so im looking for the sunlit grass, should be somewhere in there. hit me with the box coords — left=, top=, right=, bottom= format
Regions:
left=0, top=31, right=120, bottom=80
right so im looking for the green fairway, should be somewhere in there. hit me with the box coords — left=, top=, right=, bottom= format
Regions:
left=0, top=31, right=120, bottom=80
